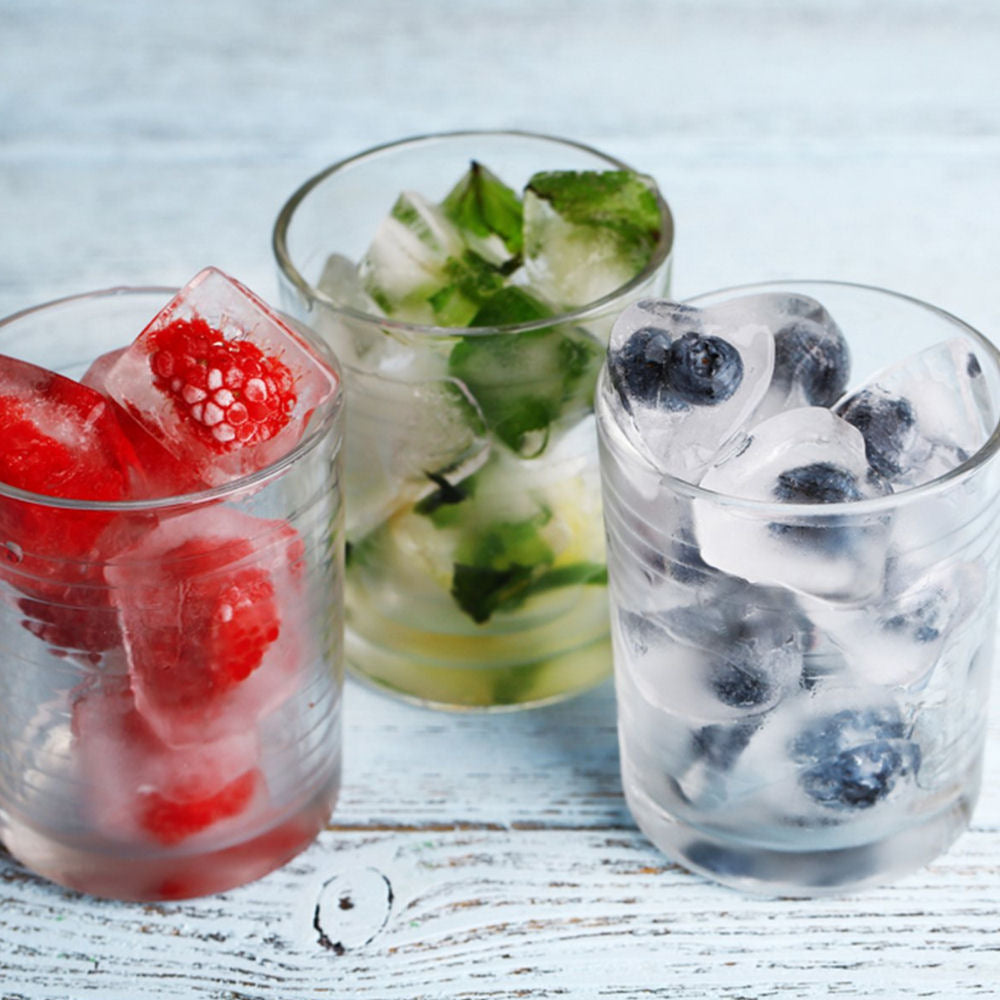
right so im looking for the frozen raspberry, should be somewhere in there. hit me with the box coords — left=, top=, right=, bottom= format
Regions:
left=71, top=679, right=263, bottom=845
left=147, top=317, right=297, bottom=452
left=106, top=505, right=305, bottom=745
left=103, top=268, right=339, bottom=488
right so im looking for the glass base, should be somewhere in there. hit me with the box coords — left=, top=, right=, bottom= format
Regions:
left=346, top=626, right=612, bottom=711
left=0, top=780, right=338, bottom=902
left=624, top=778, right=978, bottom=898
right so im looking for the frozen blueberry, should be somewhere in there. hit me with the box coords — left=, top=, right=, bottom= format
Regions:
left=610, top=325, right=675, bottom=407
left=790, top=707, right=920, bottom=811
left=710, top=654, right=773, bottom=708
left=692, top=720, right=760, bottom=770
left=772, top=462, right=864, bottom=505
left=837, top=389, right=916, bottom=479
left=664, top=581, right=806, bottom=709
left=769, top=462, right=871, bottom=554
left=880, top=587, right=947, bottom=644
left=772, top=318, right=850, bottom=406
left=666, top=525, right=713, bottom=586
left=666, top=332, right=744, bottom=406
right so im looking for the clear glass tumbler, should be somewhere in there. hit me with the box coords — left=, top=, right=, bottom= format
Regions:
left=597, top=280, right=1000, bottom=895
left=273, top=130, right=674, bottom=709
left=0, top=287, right=345, bottom=901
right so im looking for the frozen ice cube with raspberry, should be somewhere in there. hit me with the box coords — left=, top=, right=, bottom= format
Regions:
left=106, top=505, right=306, bottom=746
left=103, top=267, right=338, bottom=488
left=83, top=347, right=207, bottom=497
left=72, top=679, right=264, bottom=844
left=0, top=353, right=142, bottom=654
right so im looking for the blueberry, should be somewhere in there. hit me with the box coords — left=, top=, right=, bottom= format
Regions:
left=772, top=462, right=864, bottom=505
left=880, top=587, right=947, bottom=644
left=772, top=318, right=850, bottom=406
left=710, top=653, right=773, bottom=708
left=837, top=389, right=916, bottom=479
left=609, top=325, right=677, bottom=409
left=692, top=720, right=760, bottom=769
left=664, top=580, right=807, bottom=709
left=684, top=840, right=757, bottom=879
left=666, top=331, right=744, bottom=406
left=790, top=707, right=920, bottom=811
left=666, top=525, right=712, bottom=586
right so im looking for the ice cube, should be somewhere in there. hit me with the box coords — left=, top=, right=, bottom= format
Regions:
left=105, top=505, right=305, bottom=746
left=801, top=558, right=984, bottom=688
left=84, top=347, right=210, bottom=497
left=0, top=353, right=141, bottom=654
left=724, top=292, right=851, bottom=419
left=835, top=338, right=993, bottom=489
left=615, top=577, right=805, bottom=724
left=343, top=368, right=490, bottom=540
left=522, top=170, right=663, bottom=308
left=103, top=268, right=339, bottom=488
left=72, top=678, right=264, bottom=844
left=449, top=286, right=604, bottom=456
left=605, top=298, right=775, bottom=480
left=695, top=407, right=892, bottom=600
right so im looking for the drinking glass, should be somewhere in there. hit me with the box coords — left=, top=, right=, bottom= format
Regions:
left=597, top=280, right=1000, bottom=895
left=0, top=287, right=344, bottom=900
left=273, top=130, right=674, bottom=709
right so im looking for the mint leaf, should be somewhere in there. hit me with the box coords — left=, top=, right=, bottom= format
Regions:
left=448, top=286, right=603, bottom=455
left=442, top=160, right=524, bottom=256
left=451, top=562, right=536, bottom=624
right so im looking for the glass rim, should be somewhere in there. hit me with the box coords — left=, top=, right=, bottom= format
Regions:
left=598, top=277, right=1000, bottom=517
left=0, top=284, right=344, bottom=513
left=271, top=128, right=675, bottom=338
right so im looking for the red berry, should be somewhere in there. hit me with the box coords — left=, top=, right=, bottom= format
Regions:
left=139, top=768, right=261, bottom=845
left=147, top=317, right=297, bottom=454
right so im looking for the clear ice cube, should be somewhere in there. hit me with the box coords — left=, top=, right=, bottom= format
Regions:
left=605, top=298, right=775, bottom=480
left=834, top=337, right=993, bottom=489
left=343, top=368, right=490, bottom=540
left=103, top=267, right=339, bottom=489
left=695, top=407, right=892, bottom=600
left=105, top=505, right=305, bottom=747
left=721, top=292, right=851, bottom=420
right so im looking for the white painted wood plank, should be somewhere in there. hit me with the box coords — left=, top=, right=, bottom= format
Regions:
left=3, top=827, right=999, bottom=998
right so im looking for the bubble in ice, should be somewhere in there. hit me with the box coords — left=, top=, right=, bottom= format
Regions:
left=695, top=407, right=893, bottom=601
left=605, top=298, right=774, bottom=479
left=835, top=337, right=994, bottom=489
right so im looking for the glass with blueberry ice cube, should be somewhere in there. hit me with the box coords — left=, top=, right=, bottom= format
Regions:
left=596, top=281, right=1000, bottom=895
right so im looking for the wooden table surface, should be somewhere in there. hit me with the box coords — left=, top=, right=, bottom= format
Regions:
left=2, top=2, right=1000, bottom=996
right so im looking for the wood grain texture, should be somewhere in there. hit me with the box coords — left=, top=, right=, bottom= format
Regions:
left=2, top=1, right=1000, bottom=996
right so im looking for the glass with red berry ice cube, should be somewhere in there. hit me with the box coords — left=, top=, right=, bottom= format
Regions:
left=597, top=280, right=1000, bottom=896
left=0, top=273, right=344, bottom=901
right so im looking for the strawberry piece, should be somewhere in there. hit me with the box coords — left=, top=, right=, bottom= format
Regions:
left=72, top=679, right=263, bottom=845
left=106, top=505, right=304, bottom=746
left=103, top=267, right=339, bottom=488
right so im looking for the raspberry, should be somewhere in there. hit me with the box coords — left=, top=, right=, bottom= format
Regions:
left=129, top=535, right=281, bottom=713
left=139, top=769, right=261, bottom=845
left=147, top=317, right=297, bottom=454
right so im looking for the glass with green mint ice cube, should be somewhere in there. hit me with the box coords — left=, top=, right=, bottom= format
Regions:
left=274, top=131, right=673, bottom=708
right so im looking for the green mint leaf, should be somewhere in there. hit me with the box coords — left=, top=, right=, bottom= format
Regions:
left=451, top=562, right=536, bottom=624
left=448, top=286, right=603, bottom=455
left=442, top=160, right=524, bottom=256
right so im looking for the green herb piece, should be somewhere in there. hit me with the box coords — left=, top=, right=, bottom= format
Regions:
left=442, top=160, right=524, bottom=258
left=522, top=169, right=662, bottom=307
left=447, top=286, right=603, bottom=455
